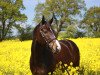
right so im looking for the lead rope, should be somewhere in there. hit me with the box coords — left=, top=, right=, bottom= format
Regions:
left=62, top=62, right=70, bottom=75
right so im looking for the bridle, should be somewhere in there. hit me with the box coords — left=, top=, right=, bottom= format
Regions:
left=39, top=25, right=56, bottom=45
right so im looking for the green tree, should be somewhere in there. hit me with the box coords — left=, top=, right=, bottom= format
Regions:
left=0, top=0, right=27, bottom=41
left=82, top=6, right=100, bottom=37
left=34, top=0, right=86, bottom=38
left=16, top=24, right=33, bottom=41
left=66, top=25, right=77, bottom=38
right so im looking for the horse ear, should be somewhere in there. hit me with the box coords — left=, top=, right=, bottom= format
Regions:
left=41, top=15, right=46, bottom=25
left=49, top=17, right=53, bottom=25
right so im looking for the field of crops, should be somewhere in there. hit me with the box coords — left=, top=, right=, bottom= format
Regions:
left=0, top=38, right=100, bottom=75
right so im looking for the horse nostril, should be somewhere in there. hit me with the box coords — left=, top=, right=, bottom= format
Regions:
left=56, top=47, right=60, bottom=53
left=57, top=46, right=61, bottom=51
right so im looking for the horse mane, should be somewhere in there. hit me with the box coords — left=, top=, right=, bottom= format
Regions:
left=31, top=23, right=40, bottom=62
left=31, top=23, right=41, bottom=50
left=32, top=23, right=41, bottom=39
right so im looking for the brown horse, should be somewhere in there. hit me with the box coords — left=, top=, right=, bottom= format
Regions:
left=30, top=16, right=80, bottom=75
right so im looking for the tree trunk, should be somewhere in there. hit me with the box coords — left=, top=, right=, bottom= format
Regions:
left=0, top=20, right=5, bottom=41
left=53, top=13, right=65, bottom=38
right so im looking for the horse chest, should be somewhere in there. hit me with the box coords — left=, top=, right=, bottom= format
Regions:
left=35, top=46, right=55, bottom=67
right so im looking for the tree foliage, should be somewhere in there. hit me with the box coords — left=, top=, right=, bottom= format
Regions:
left=66, top=25, right=78, bottom=38
left=34, top=0, right=86, bottom=37
left=0, top=0, right=27, bottom=41
left=17, top=25, right=33, bottom=41
left=82, top=6, right=100, bottom=37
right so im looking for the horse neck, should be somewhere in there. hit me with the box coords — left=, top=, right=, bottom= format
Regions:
left=31, top=37, right=47, bottom=55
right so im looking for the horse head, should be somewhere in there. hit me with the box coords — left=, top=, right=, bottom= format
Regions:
left=35, top=16, right=61, bottom=53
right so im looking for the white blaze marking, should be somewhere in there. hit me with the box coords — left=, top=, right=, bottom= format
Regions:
left=55, top=40, right=61, bottom=51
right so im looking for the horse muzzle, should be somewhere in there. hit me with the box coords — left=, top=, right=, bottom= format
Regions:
left=49, top=40, right=61, bottom=53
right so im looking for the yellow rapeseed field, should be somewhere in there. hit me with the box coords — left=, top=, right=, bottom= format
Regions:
left=0, top=38, right=100, bottom=75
